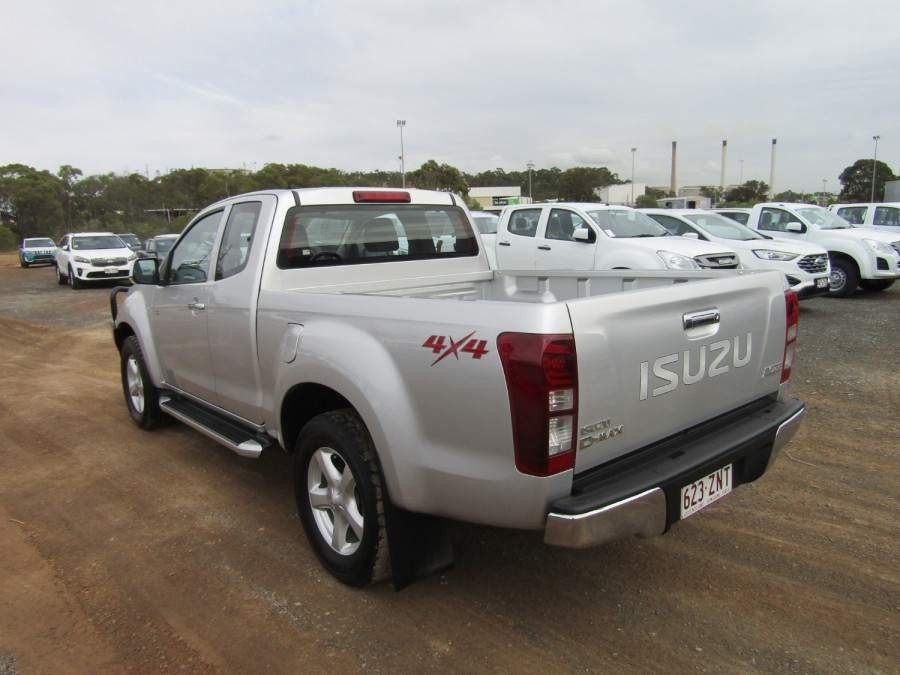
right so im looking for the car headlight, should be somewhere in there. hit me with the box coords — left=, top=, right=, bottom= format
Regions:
left=127, top=252, right=138, bottom=261
left=862, top=238, right=894, bottom=256
left=73, top=255, right=90, bottom=264
left=657, top=250, right=701, bottom=270
left=753, top=249, right=799, bottom=261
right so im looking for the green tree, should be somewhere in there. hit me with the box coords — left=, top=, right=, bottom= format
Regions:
left=838, top=159, right=897, bottom=202
left=558, top=167, right=620, bottom=202
left=635, top=194, right=658, bottom=208
left=0, top=164, right=66, bottom=239
left=407, top=160, right=469, bottom=195
left=773, top=190, right=813, bottom=203
left=724, top=179, right=770, bottom=205
left=0, top=224, right=15, bottom=250
left=699, top=185, right=723, bottom=204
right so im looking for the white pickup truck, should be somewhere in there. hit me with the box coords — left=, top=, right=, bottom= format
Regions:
left=491, top=203, right=741, bottom=271
left=111, top=187, right=805, bottom=589
left=738, top=202, right=900, bottom=297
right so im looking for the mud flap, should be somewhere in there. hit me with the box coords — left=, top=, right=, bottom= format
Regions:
left=383, top=500, right=454, bottom=591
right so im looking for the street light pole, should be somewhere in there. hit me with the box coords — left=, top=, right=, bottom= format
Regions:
left=739, top=159, right=744, bottom=185
left=527, top=160, right=534, bottom=201
left=630, top=148, right=636, bottom=205
left=397, top=120, right=406, bottom=188
left=822, top=178, right=827, bottom=206
left=871, top=135, right=880, bottom=202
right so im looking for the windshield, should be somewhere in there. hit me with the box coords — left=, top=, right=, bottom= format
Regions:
left=585, top=208, right=669, bottom=237
left=685, top=213, right=766, bottom=241
left=794, top=205, right=853, bottom=230
left=71, top=235, right=127, bottom=250
left=24, top=238, right=55, bottom=247
left=156, top=237, right=177, bottom=253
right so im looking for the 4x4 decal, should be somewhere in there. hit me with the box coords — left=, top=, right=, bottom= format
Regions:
left=423, top=332, right=489, bottom=366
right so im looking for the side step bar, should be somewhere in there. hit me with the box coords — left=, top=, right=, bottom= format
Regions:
left=159, top=396, right=273, bottom=458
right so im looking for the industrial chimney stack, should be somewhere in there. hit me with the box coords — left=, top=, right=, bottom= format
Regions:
left=721, top=140, right=727, bottom=188
left=670, top=141, right=677, bottom=195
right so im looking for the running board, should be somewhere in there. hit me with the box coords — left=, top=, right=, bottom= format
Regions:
left=159, top=396, right=273, bottom=458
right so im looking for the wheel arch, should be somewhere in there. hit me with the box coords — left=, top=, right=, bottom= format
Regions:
left=280, top=383, right=353, bottom=455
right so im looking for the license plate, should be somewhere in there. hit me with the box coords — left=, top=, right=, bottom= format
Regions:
left=680, top=464, right=732, bottom=519
left=816, top=277, right=829, bottom=289
left=104, top=268, right=120, bottom=274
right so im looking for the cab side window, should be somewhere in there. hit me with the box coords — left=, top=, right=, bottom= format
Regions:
left=507, top=209, right=540, bottom=237
left=758, top=208, right=792, bottom=232
left=216, top=202, right=261, bottom=280
left=837, top=207, right=866, bottom=225
left=166, top=211, right=224, bottom=284
left=546, top=209, right=587, bottom=241
left=874, top=206, right=900, bottom=227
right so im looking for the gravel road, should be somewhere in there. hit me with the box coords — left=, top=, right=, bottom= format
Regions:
left=0, top=252, right=897, bottom=673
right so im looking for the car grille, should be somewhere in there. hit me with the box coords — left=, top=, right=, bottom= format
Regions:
left=694, top=254, right=739, bottom=269
left=797, top=254, right=829, bottom=273
left=92, top=257, right=128, bottom=267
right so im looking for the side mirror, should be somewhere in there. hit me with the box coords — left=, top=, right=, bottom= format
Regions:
left=682, top=232, right=700, bottom=240
left=785, top=221, right=805, bottom=233
left=132, top=258, right=160, bottom=285
left=573, top=227, right=596, bottom=243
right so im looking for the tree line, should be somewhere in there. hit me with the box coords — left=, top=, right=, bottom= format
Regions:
left=0, top=158, right=895, bottom=250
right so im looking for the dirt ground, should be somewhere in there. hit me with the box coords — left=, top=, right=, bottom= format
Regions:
left=0, top=250, right=897, bottom=674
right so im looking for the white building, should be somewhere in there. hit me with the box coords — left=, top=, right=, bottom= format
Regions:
left=595, top=183, right=647, bottom=206
left=469, top=186, right=532, bottom=212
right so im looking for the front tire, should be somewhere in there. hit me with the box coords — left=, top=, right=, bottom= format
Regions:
left=120, top=336, right=167, bottom=430
left=827, top=257, right=860, bottom=298
left=294, top=410, right=389, bottom=587
left=56, top=264, right=67, bottom=285
left=68, top=265, right=85, bottom=289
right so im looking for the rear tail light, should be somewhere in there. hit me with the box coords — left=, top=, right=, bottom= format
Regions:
left=352, top=190, right=411, bottom=203
left=781, top=289, right=799, bottom=383
left=497, top=333, right=578, bottom=476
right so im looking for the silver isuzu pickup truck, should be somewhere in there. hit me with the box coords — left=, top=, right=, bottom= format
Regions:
left=111, top=187, right=805, bottom=589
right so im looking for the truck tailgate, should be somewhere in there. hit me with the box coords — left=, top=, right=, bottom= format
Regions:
left=567, top=271, right=788, bottom=474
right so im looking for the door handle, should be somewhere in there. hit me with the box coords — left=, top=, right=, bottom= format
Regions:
left=188, top=302, right=206, bottom=311
left=498, top=241, right=511, bottom=247
left=538, top=245, right=551, bottom=250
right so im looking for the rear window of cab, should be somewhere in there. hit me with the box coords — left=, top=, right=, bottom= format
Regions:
left=277, top=204, right=478, bottom=269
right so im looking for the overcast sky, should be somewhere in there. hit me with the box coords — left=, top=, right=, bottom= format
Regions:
left=2, top=0, right=898, bottom=195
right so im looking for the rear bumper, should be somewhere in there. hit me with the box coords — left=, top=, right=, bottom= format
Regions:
left=544, top=397, right=805, bottom=548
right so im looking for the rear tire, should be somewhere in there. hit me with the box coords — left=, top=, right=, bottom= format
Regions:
left=827, top=257, right=859, bottom=298
left=120, top=336, right=167, bottom=430
left=294, top=410, right=389, bottom=586
left=858, top=279, right=894, bottom=292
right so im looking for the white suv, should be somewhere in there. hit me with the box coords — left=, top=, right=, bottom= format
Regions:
left=55, top=232, right=137, bottom=289
left=643, top=209, right=831, bottom=299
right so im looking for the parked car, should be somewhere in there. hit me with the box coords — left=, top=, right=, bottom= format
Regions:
left=470, top=211, right=500, bottom=267
left=111, top=186, right=804, bottom=588
left=18, top=237, right=58, bottom=267
left=710, top=208, right=752, bottom=226
left=739, top=203, right=900, bottom=297
left=491, top=203, right=740, bottom=272
left=55, top=232, right=137, bottom=289
left=642, top=209, right=831, bottom=299
left=118, top=233, right=143, bottom=252
left=827, top=202, right=900, bottom=233
left=470, top=210, right=499, bottom=234
left=138, top=234, right=180, bottom=262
